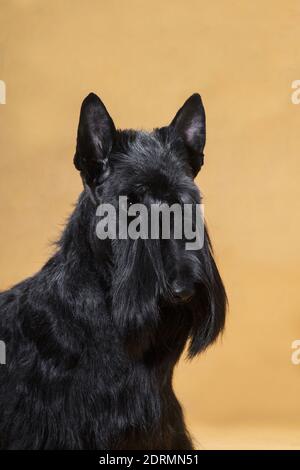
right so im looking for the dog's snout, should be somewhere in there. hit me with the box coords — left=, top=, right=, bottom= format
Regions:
left=172, top=282, right=194, bottom=303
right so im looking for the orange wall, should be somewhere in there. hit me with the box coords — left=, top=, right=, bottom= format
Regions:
left=1, top=0, right=300, bottom=448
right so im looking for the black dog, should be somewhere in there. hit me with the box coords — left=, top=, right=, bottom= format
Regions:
left=0, top=93, right=226, bottom=449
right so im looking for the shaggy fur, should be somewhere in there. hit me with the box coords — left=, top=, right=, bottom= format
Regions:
left=0, top=93, right=226, bottom=449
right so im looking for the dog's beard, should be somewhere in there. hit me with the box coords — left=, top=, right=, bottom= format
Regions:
left=111, top=238, right=163, bottom=354
left=187, top=234, right=227, bottom=357
left=110, top=232, right=226, bottom=358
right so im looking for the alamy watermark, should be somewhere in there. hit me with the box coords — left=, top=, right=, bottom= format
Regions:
left=291, top=80, right=300, bottom=104
left=95, top=197, right=204, bottom=250
left=291, top=340, right=300, bottom=365
left=0, top=80, right=6, bottom=104
left=0, top=340, right=6, bottom=365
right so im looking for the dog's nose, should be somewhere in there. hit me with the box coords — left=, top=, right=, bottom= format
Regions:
left=172, top=284, right=194, bottom=303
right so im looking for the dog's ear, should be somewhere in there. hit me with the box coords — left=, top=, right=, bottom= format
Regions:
left=74, top=93, right=115, bottom=200
left=170, top=93, right=206, bottom=177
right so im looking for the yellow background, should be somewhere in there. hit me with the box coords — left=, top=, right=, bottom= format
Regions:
left=1, top=0, right=300, bottom=449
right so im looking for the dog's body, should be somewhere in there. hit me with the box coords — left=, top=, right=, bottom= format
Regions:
left=0, top=94, right=226, bottom=449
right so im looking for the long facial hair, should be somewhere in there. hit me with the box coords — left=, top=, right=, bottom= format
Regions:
left=110, top=226, right=226, bottom=358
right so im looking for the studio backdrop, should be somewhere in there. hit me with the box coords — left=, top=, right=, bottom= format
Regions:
left=0, top=0, right=300, bottom=449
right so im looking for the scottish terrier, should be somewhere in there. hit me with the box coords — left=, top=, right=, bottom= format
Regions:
left=0, top=93, right=226, bottom=449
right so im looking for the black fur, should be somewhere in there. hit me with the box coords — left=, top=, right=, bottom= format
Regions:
left=0, top=93, right=226, bottom=449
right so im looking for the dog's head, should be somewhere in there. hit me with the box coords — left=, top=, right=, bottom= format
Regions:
left=74, top=93, right=226, bottom=356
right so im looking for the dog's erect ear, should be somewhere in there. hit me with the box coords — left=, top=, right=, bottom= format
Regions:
left=170, top=93, right=206, bottom=177
left=74, top=93, right=115, bottom=198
